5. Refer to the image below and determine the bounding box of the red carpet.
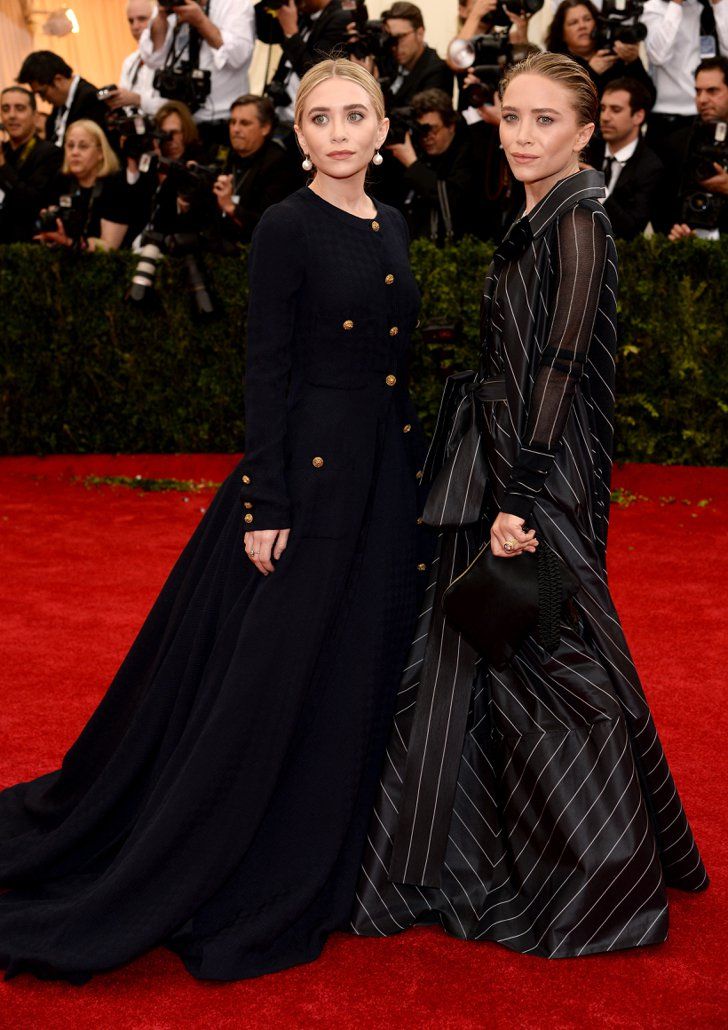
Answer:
[0,455,726,1029]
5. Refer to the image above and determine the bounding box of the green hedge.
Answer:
[1,237,726,463]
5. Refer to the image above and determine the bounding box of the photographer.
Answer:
[0,86,62,243]
[266,1,352,125]
[139,0,256,151]
[213,95,298,243]
[643,0,728,157]
[593,77,664,239]
[388,87,476,243]
[103,0,164,118]
[655,57,728,238]
[17,52,107,148]
[382,3,454,107]
[35,120,131,251]
[547,0,655,101]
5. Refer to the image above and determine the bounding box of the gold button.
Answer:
[417,563,427,572]
[371,220,380,231]
[417,517,424,525]
[389,326,399,336]
[385,374,397,387]
[343,319,354,330]
[403,423,411,433]
[385,273,394,285]
[244,502,253,509]
[416,470,423,480]
[241,474,251,484]
[244,513,253,524]
[312,456,324,468]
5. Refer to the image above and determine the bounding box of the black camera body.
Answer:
[387,106,431,146]
[159,157,224,198]
[35,195,85,239]
[680,119,728,229]
[105,110,170,161]
[96,83,118,102]
[453,33,530,108]
[593,0,647,50]
[490,0,543,28]
[153,62,211,113]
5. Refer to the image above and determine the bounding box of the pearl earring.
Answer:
[372,150,383,166]
[301,155,313,172]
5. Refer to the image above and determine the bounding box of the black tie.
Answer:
[603,156,615,190]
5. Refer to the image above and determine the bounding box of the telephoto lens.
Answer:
[129,239,164,302]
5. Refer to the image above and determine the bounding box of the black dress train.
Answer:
[351,171,708,957]
[0,188,429,982]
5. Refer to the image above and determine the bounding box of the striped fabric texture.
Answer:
[350,171,708,958]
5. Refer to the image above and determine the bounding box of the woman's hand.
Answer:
[490,512,538,558]
[612,40,641,64]
[33,216,73,248]
[588,49,619,75]
[244,528,290,575]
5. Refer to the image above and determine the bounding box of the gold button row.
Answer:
[385,273,394,285]
[389,326,399,336]
[312,456,324,468]
[343,319,354,330]
[244,513,253,524]
[371,220,380,232]
[417,563,427,572]
[241,474,251,484]
[385,374,397,387]
[403,423,411,433]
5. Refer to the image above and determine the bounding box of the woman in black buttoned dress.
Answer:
[0,61,428,984]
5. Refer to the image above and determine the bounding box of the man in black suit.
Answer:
[268,0,352,124]
[0,85,62,242]
[381,2,454,110]
[17,51,107,149]
[594,77,664,241]
[213,94,299,243]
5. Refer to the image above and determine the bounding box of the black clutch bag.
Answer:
[441,540,579,669]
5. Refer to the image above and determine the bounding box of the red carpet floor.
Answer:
[0,455,726,1030]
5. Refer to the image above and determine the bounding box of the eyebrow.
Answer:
[307,104,368,114]
[501,106,561,115]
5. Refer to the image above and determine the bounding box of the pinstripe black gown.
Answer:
[351,170,708,957]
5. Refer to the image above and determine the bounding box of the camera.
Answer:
[263,80,293,110]
[593,0,647,50]
[105,110,170,161]
[489,0,544,28]
[96,83,118,102]
[680,119,728,230]
[153,63,211,113]
[129,228,215,315]
[35,195,84,239]
[159,157,224,198]
[449,32,530,107]
[387,106,429,145]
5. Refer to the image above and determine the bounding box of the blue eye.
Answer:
[348,111,364,121]
[502,113,517,122]
[312,114,328,125]
[537,116,554,125]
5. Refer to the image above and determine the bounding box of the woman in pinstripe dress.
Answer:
[351,52,708,957]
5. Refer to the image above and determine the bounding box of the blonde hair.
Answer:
[62,119,120,177]
[294,58,386,126]
[499,51,598,127]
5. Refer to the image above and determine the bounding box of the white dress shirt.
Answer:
[53,73,80,147]
[602,136,640,196]
[120,50,165,117]
[139,0,256,123]
[643,0,728,115]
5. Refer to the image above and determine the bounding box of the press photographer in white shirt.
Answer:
[103,0,165,118]
[642,0,728,155]
[140,0,256,150]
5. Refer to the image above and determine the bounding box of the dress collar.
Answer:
[525,168,606,240]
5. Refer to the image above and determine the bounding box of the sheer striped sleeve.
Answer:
[502,205,608,521]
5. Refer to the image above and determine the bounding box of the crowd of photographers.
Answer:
[1,0,727,307]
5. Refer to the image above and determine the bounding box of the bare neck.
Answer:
[308,170,377,218]
[523,163,580,214]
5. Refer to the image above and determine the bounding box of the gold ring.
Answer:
[504,537,518,551]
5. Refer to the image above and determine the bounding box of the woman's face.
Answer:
[563,5,596,56]
[160,112,186,160]
[294,77,389,181]
[499,73,594,188]
[65,125,101,181]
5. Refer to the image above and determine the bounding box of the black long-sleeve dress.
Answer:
[351,170,708,957]
[0,186,429,983]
